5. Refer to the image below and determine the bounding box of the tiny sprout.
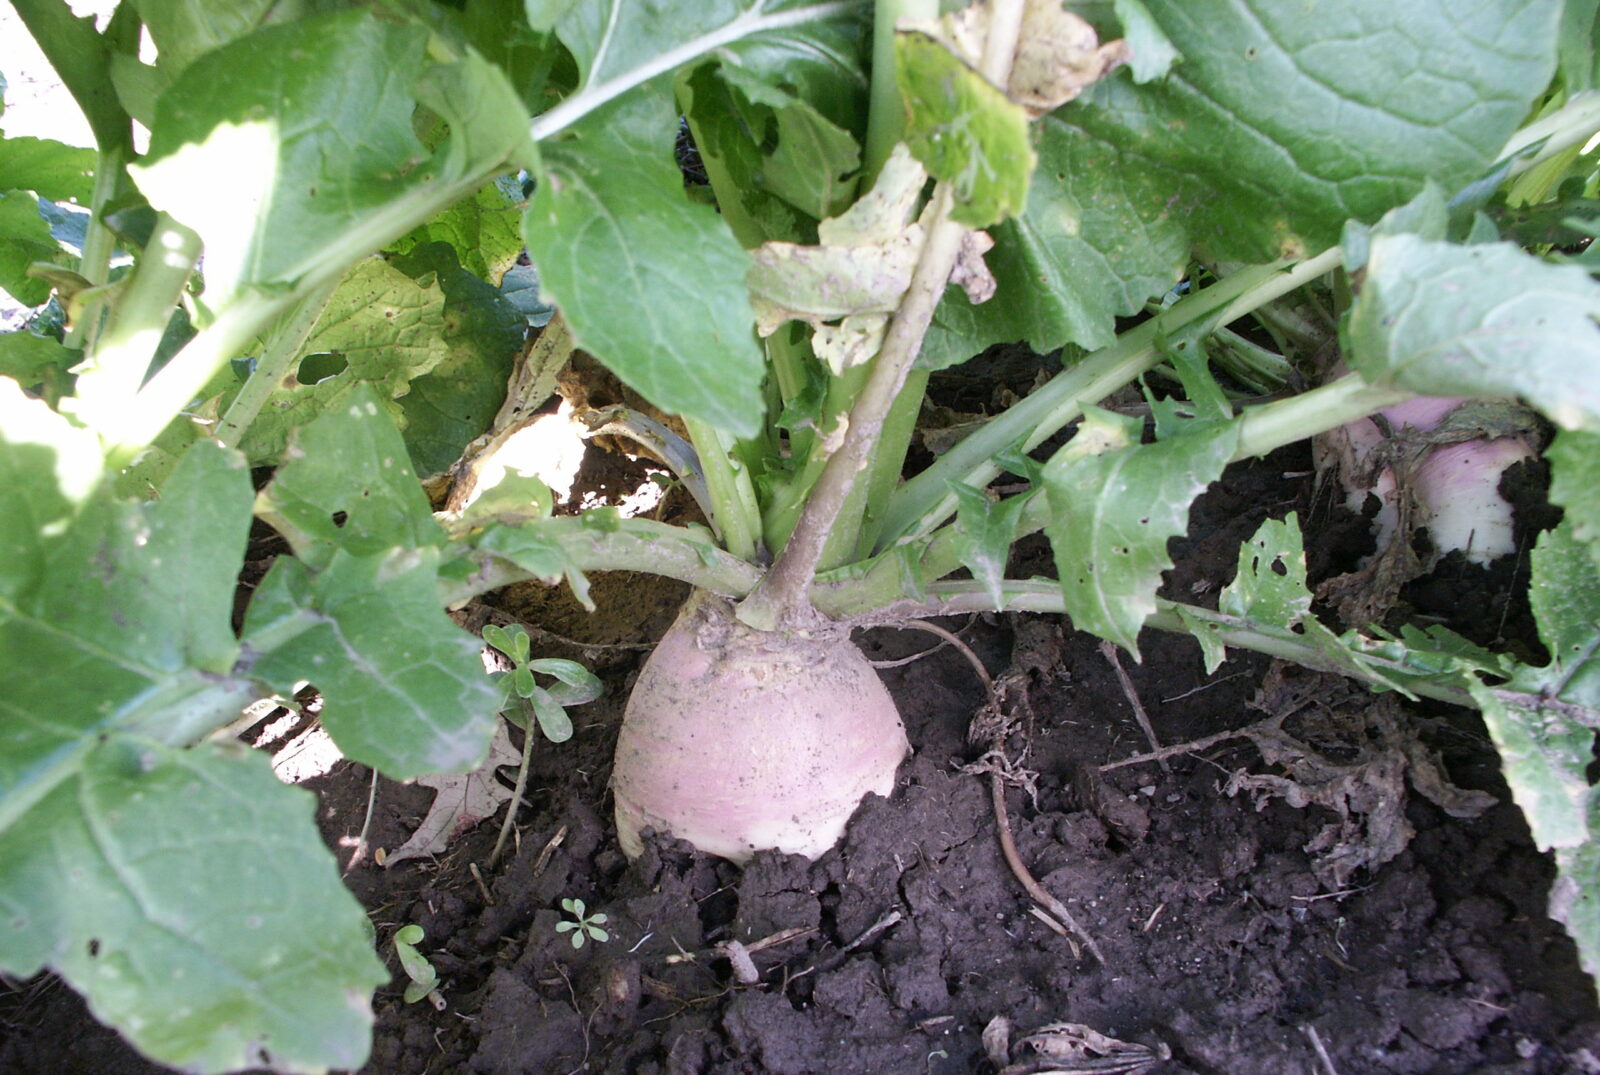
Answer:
[392,924,446,1009]
[555,897,610,949]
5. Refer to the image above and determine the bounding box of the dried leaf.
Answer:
[385,721,520,866]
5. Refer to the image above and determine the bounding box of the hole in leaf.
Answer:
[296,352,348,385]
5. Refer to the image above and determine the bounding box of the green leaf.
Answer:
[524,89,764,437]
[714,62,862,220]
[528,657,603,706]
[388,242,524,479]
[0,135,96,204]
[131,0,279,73]
[391,182,526,287]
[1044,409,1238,653]
[255,386,445,569]
[1111,0,1180,83]
[528,686,575,742]
[1552,797,1600,989]
[0,431,255,833]
[0,739,386,1074]
[1465,520,1600,852]
[921,114,1189,366]
[0,329,77,388]
[243,549,500,778]
[1549,430,1600,569]
[1070,0,1562,260]
[393,928,438,989]
[130,12,432,302]
[951,481,1032,611]
[1345,234,1600,433]
[895,29,1033,228]
[1219,514,1312,626]
[0,189,61,306]
[237,258,452,464]
[1526,520,1600,710]
[130,10,530,306]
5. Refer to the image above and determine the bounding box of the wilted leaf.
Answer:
[384,722,521,865]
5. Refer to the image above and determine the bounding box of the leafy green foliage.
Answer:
[0,739,386,1072]
[1345,234,1600,432]
[525,91,766,436]
[895,29,1033,227]
[1044,409,1237,653]
[2,0,1598,1066]
[1070,0,1561,260]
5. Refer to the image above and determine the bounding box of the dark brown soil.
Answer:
[3,448,1598,1075]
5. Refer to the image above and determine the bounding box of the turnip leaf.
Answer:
[1068,0,1561,260]
[1346,234,1600,433]
[0,740,386,1074]
[524,90,765,437]
[1549,430,1600,570]
[922,116,1190,366]
[1044,409,1237,653]
[895,29,1033,228]
[130,10,530,305]
[232,259,451,465]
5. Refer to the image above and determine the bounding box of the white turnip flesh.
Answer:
[612,591,910,862]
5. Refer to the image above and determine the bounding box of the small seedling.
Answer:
[392,925,445,1010]
[555,898,609,949]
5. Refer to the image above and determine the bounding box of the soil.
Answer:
[3,411,1598,1075]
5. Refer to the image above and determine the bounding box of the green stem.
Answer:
[72,213,202,444]
[215,276,340,449]
[842,578,1482,709]
[102,288,284,469]
[739,185,968,627]
[1495,90,1600,178]
[447,515,764,607]
[877,248,1343,548]
[822,361,1409,618]
[862,0,935,181]
[682,417,763,561]
[63,144,126,352]
[1232,373,1413,459]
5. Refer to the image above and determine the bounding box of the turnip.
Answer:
[1317,394,1540,568]
[8,0,1600,1068]
[611,592,908,861]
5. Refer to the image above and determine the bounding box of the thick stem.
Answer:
[72,213,202,444]
[862,0,936,181]
[63,144,126,352]
[102,288,283,469]
[215,276,340,449]
[447,515,764,607]
[878,248,1343,548]
[683,417,763,561]
[739,186,968,627]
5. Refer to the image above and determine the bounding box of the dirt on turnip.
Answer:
[3,398,1598,1074]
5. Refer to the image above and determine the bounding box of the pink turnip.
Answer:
[1316,394,1539,567]
[611,591,910,862]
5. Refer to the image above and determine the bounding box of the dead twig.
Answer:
[1098,713,1283,772]
[791,909,904,982]
[345,766,381,873]
[1099,639,1166,771]
[1300,1024,1341,1075]
[894,620,1106,965]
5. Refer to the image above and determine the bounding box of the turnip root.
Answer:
[1316,394,1539,568]
[612,591,909,862]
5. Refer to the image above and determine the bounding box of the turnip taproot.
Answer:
[611,591,909,862]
